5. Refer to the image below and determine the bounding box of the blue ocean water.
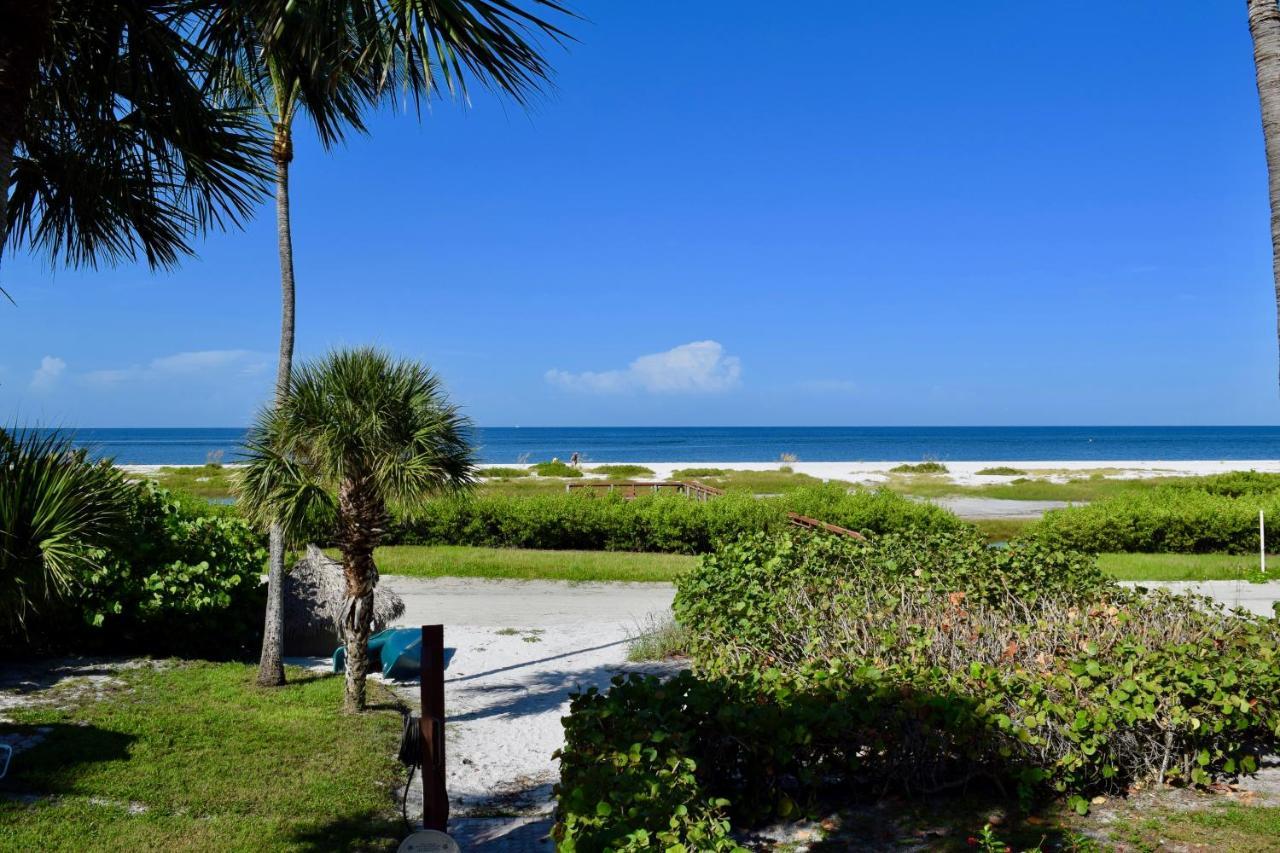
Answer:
[49,426,1280,465]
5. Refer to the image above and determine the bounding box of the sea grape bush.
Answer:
[386,485,965,554]
[1028,487,1280,554]
[555,532,1280,846]
[20,482,266,656]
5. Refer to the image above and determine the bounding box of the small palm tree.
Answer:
[239,348,476,711]
[0,428,131,638]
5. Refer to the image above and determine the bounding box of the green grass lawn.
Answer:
[357,544,696,582]
[0,662,403,851]
[356,545,1280,584]
[1096,552,1274,582]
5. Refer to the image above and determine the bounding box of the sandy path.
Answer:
[381,578,677,816]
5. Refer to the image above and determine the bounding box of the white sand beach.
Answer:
[125,458,1280,485]
[497,459,1280,486]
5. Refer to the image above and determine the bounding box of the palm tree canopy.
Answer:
[204,0,573,148]
[5,0,271,270]
[238,347,477,541]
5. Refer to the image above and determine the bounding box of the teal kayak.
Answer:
[333,627,452,680]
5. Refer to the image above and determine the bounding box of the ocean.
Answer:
[46,426,1280,465]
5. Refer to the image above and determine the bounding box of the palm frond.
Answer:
[5,0,272,270]
[236,347,477,544]
[0,428,132,635]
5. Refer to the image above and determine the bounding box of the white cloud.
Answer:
[29,356,66,391]
[546,340,742,394]
[83,349,269,388]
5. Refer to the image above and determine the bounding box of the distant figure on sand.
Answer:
[570,452,580,468]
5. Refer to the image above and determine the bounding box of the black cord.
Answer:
[398,711,422,830]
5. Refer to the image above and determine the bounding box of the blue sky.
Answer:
[3,1,1277,427]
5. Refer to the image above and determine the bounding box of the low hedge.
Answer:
[555,532,1280,849]
[13,482,266,658]
[384,485,966,554]
[1027,487,1280,554]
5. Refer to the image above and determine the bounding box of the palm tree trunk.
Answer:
[256,122,296,688]
[1248,0,1280,384]
[337,478,383,712]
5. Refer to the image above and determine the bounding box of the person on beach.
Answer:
[570,451,580,468]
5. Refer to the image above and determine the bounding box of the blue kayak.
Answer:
[333,627,452,680]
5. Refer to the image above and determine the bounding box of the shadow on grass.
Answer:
[285,809,401,852]
[0,723,136,796]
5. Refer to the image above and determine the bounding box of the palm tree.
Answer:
[203,0,569,688]
[1248,0,1280,380]
[0,428,132,639]
[239,348,476,711]
[0,1,268,281]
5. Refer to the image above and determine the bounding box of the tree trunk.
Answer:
[1248,0,1280,385]
[256,122,297,688]
[337,477,384,712]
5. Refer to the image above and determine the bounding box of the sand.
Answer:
[377,577,678,816]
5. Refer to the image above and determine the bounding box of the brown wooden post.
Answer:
[421,624,448,831]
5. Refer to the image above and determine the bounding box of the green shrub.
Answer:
[531,459,583,478]
[1027,488,1280,554]
[385,485,965,554]
[83,482,267,655]
[9,481,266,657]
[590,464,655,479]
[890,461,949,474]
[672,467,729,478]
[478,466,531,478]
[977,466,1027,476]
[557,533,1280,843]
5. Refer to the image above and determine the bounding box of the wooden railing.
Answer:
[786,512,865,540]
[565,480,725,501]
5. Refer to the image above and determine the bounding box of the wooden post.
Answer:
[421,625,447,831]
[1262,510,1268,575]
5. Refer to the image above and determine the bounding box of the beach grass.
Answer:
[120,463,238,499]
[671,468,848,495]
[589,464,656,479]
[1096,552,1274,582]
[0,662,402,851]
[358,544,697,582]
[883,473,1176,502]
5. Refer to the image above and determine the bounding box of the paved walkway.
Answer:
[1119,579,1280,617]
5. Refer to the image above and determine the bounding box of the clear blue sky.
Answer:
[3,1,1278,427]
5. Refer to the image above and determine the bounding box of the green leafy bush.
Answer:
[976,466,1026,476]
[890,461,949,474]
[590,464,656,479]
[531,459,583,477]
[10,481,266,657]
[385,486,966,554]
[84,482,267,655]
[557,533,1280,843]
[1027,488,1280,554]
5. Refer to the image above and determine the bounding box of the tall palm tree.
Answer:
[1248,0,1280,380]
[0,0,268,281]
[239,347,476,711]
[205,0,569,688]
